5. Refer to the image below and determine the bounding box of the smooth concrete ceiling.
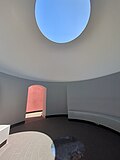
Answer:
[0,0,120,82]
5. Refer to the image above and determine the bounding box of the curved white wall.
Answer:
[67,72,120,132]
[0,0,120,81]
[0,72,67,125]
[0,0,120,132]
[0,71,120,132]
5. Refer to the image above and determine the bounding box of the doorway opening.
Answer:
[26,85,46,118]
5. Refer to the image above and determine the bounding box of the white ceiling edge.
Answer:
[0,0,120,82]
[0,68,120,83]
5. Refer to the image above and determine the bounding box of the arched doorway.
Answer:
[26,85,46,118]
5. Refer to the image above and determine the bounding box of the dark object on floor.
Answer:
[0,140,7,148]
[53,136,85,160]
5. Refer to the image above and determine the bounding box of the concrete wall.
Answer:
[45,82,67,115]
[0,72,120,132]
[67,72,120,132]
[0,72,67,125]
[0,72,29,125]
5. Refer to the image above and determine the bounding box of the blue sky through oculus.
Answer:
[35,0,91,43]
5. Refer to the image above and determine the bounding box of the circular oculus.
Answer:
[35,0,91,43]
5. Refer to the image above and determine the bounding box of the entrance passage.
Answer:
[26,85,46,118]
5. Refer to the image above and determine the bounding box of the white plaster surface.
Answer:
[0,125,10,145]
[0,0,120,81]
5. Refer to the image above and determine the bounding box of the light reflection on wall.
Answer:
[26,85,46,113]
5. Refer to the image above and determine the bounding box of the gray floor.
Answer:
[10,116,120,160]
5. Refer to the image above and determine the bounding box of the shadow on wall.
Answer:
[26,85,46,113]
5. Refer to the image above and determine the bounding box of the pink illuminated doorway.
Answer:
[26,85,46,118]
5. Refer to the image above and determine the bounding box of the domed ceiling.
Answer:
[0,0,120,82]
